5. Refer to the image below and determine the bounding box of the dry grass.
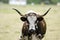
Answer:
[0,4,60,40]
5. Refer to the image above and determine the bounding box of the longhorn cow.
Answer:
[13,8,51,40]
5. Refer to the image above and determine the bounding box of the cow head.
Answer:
[13,8,51,31]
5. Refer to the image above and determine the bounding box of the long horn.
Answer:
[13,8,23,16]
[42,8,51,16]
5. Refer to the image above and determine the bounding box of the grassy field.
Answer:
[0,4,60,40]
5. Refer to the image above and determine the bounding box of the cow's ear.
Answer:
[37,16,43,21]
[20,17,27,21]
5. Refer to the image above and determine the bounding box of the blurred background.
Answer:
[0,0,60,40]
[0,0,60,5]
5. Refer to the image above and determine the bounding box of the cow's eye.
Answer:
[37,17,43,21]
[20,17,27,21]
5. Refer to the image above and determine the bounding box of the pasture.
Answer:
[0,4,60,40]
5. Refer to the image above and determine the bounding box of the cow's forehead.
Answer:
[28,13,36,16]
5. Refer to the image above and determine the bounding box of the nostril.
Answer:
[29,29,35,33]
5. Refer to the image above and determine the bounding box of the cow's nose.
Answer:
[29,29,35,33]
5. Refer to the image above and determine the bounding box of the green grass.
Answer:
[0,4,60,40]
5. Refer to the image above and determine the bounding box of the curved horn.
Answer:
[13,8,23,16]
[42,8,51,16]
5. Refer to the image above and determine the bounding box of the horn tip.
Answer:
[49,8,51,9]
[12,8,16,10]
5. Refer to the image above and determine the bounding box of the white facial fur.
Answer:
[27,15,37,30]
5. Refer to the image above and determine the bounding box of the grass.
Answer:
[0,4,60,40]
